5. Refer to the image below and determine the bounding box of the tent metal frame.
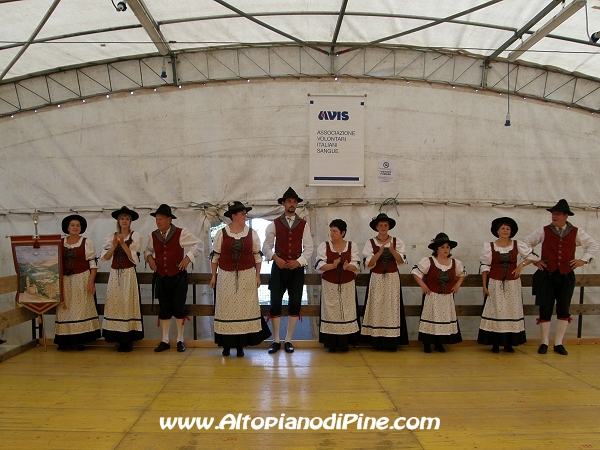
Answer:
[2,1,600,85]
[2,45,599,118]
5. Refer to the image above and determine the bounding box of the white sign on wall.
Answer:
[378,160,394,183]
[308,95,365,186]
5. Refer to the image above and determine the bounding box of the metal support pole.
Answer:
[193,283,197,341]
[170,54,178,86]
[40,314,47,352]
[577,286,584,338]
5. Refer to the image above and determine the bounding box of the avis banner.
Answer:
[308,95,365,186]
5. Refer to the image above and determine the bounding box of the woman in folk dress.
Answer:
[101,206,143,352]
[361,213,409,351]
[478,217,538,353]
[412,233,466,353]
[210,201,271,357]
[316,219,360,353]
[54,214,101,351]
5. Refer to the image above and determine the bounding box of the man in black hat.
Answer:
[262,187,313,354]
[144,204,203,353]
[523,199,598,356]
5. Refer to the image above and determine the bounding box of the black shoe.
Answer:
[328,347,337,353]
[340,347,349,353]
[236,347,244,357]
[538,344,548,354]
[492,345,500,353]
[553,345,568,356]
[76,344,85,351]
[177,341,185,352]
[122,342,133,353]
[504,345,515,353]
[424,344,431,353]
[222,348,230,356]
[284,342,295,353]
[57,345,68,351]
[268,342,281,354]
[154,341,170,353]
[435,344,446,353]
[117,343,126,352]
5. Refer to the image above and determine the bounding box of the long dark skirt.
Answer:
[478,278,527,347]
[418,294,462,345]
[318,282,360,351]
[103,329,144,344]
[54,329,101,348]
[319,331,359,351]
[360,272,409,349]
[212,273,272,350]
[214,316,272,349]
[477,329,526,346]
[102,268,144,344]
[418,330,463,345]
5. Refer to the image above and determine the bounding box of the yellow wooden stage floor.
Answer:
[1,340,599,450]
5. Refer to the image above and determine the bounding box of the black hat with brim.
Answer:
[224,201,253,218]
[111,206,139,221]
[62,214,87,234]
[546,198,574,216]
[369,213,396,231]
[491,217,518,238]
[277,187,303,204]
[428,232,458,250]
[150,204,177,219]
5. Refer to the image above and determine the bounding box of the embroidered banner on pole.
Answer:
[309,95,365,186]
[11,235,63,314]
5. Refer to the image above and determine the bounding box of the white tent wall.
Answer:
[1,78,599,346]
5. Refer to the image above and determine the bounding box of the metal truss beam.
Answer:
[3,9,599,71]
[336,0,503,55]
[212,0,329,55]
[126,0,170,56]
[330,0,348,56]
[2,45,600,118]
[508,0,586,61]
[0,0,61,81]
[485,0,562,64]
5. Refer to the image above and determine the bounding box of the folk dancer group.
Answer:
[55,203,203,353]
[54,195,596,357]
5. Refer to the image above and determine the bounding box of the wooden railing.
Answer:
[2,273,599,339]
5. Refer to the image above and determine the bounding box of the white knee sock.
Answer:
[555,319,569,346]
[161,319,171,344]
[176,319,184,343]
[285,316,298,342]
[272,317,280,343]
[539,321,551,345]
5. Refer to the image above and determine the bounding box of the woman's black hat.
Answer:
[61,214,87,234]
[224,201,252,218]
[491,217,518,238]
[369,213,396,231]
[428,232,458,250]
[111,206,139,221]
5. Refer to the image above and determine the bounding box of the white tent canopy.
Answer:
[3,0,600,82]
